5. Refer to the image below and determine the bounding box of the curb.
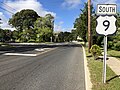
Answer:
[82,46,92,90]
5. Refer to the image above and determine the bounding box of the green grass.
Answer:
[108,50,120,58]
[0,42,3,45]
[85,47,120,90]
[118,58,120,60]
[45,42,54,44]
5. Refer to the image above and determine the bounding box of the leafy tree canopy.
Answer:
[74,3,94,44]
[9,9,39,31]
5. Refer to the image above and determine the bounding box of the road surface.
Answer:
[0,44,85,90]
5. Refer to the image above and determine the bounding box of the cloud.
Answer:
[59,21,64,25]
[0,12,7,23]
[54,24,72,32]
[6,0,56,17]
[54,21,72,32]
[92,0,118,5]
[54,21,64,32]
[62,0,81,9]
[0,0,56,30]
[0,12,15,30]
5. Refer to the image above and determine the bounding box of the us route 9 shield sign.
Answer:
[96,15,117,36]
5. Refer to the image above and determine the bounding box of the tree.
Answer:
[44,14,54,30]
[91,15,103,46]
[74,3,104,46]
[71,29,78,41]
[9,9,39,42]
[58,32,64,42]
[74,3,89,44]
[107,13,120,50]
[3,29,12,42]
[0,29,4,42]
[9,9,39,30]
[34,14,54,42]
[57,31,73,42]
[63,32,71,42]
[11,30,19,42]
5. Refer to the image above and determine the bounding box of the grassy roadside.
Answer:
[85,47,120,90]
[108,50,120,60]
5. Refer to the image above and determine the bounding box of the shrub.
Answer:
[108,41,114,49]
[28,39,35,43]
[90,44,102,60]
[114,42,120,51]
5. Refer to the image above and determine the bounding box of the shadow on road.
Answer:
[0,43,82,54]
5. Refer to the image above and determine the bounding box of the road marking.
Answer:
[3,53,37,57]
[3,48,58,57]
[35,48,44,51]
[36,47,58,56]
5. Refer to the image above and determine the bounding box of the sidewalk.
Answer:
[107,57,120,76]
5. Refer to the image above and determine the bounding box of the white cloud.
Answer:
[63,27,73,32]
[0,12,15,30]
[54,21,64,32]
[6,0,56,17]
[62,0,81,9]
[54,24,72,32]
[92,0,118,5]
[0,12,7,23]
[54,24,62,32]
[0,0,56,30]
[59,21,64,25]
[54,21,72,32]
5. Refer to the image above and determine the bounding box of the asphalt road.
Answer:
[0,44,85,90]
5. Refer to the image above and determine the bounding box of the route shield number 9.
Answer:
[96,16,116,36]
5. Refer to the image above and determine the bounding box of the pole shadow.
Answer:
[106,75,120,83]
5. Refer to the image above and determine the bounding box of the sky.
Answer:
[0,0,119,32]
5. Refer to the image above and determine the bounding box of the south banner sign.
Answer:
[97,4,117,15]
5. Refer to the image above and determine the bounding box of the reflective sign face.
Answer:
[96,16,116,36]
[97,4,117,15]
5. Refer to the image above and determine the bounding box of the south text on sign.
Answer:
[99,6,115,13]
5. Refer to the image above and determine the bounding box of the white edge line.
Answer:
[82,46,92,90]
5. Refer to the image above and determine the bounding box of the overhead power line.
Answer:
[0,6,14,14]
[0,2,16,11]
[0,1,16,14]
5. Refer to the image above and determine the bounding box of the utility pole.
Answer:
[88,0,92,52]
[0,18,2,26]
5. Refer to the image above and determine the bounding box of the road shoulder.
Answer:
[82,46,92,90]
